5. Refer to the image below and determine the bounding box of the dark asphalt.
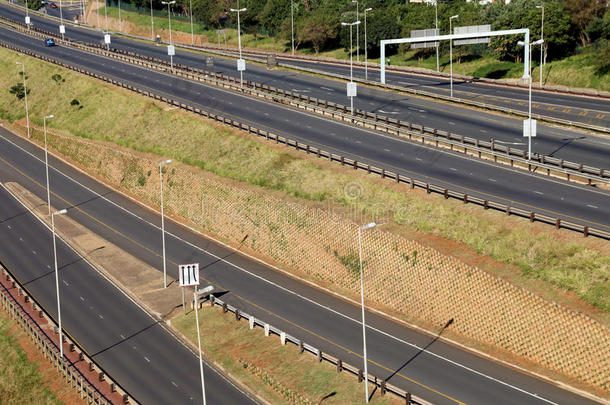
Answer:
[0,119,599,405]
[0,185,258,405]
[1,24,608,232]
[2,2,610,170]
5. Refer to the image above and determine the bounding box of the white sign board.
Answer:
[25,16,30,25]
[237,58,246,71]
[410,28,439,49]
[167,44,175,56]
[104,34,111,44]
[59,24,65,34]
[179,263,200,287]
[523,118,537,137]
[347,82,357,97]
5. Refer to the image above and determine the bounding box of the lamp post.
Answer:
[59,0,65,40]
[189,0,194,45]
[104,0,108,33]
[44,114,54,216]
[518,38,544,161]
[162,1,176,71]
[358,221,376,403]
[230,4,247,87]
[150,0,154,40]
[194,285,213,405]
[118,0,122,32]
[159,159,172,288]
[352,0,359,62]
[24,0,30,27]
[342,20,361,115]
[16,62,30,139]
[536,5,544,88]
[291,0,295,56]
[435,0,439,72]
[364,8,372,80]
[449,14,458,98]
[52,208,68,358]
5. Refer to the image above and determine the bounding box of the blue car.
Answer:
[44,38,55,47]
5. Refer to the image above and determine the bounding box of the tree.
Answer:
[564,0,606,46]
[360,12,401,58]
[26,0,44,11]
[9,83,29,100]
[298,10,338,55]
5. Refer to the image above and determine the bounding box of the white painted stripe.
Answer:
[586,204,598,209]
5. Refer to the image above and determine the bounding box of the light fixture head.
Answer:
[160,159,172,166]
[54,209,67,215]
[450,15,459,19]
[361,222,376,230]
[45,114,55,119]
[365,8,372,12]
[517,40,525,46]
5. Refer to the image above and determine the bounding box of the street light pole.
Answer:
[358,221,376,403]
[352,0,359,62]
[364,8,372,80]
[162,1,176,70]
[150,0,154,40]
[16,62,30,139]
[230,5,247,87]
[435,0,439,72]
[518,38,544,160]
[159,159,172,288]
[194,285,213,405]
[59,0,65,39]
[342,21,360,115]
[449,14,458,98]
[118,0,122,32]
[189,0,194,45]
[44,114,54,216]
[52,208,68,358]
[291,0,295,56]
[536,5,544,88]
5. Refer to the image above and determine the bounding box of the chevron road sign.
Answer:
[179,263,200,287]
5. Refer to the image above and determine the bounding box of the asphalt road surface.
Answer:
[0,184,258,405]
[2,24,608,233]
[2,2,610,170]
[0,121,599,405]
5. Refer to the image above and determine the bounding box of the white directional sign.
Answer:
[25,16,30,25]
[237,58,246,71]
[179,263,200,287]
[59,24,65,34]
[167,45,175,56]
[523,118,537,137]
[347,82,357,97]
[104,34,111,44]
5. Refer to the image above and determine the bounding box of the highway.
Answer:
[0,181,258,404]
[1,24,609,233]
[0,119,598,405]
[2,2,610,170]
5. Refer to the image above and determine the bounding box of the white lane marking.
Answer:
[587,204,598,209]
[415,157,423,161]
[80,296,85,301]
[480,129,488,133]
[264,112,269,116]
[171,380,178,387]
[495,140,525,146]
[63,280,69,286]
[449,122,456,125]
[384,148,391,152]
[98,314,104,319]
[534,191,544,195]
[32,250,37,255]
[0,133,578,405]
[7,225,11,229]
[378,110,400,115]
[292,89,310,93]
[19,237,23,242]
[488,178,497,182]
[355,140,362,144]
[47,265,51,269]
[450,168,457,171]
[144,356,150,362]
[320,86,335,92]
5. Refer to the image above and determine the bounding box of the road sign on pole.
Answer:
[167,44,175,56]
[179,263,200,287]
[523,118,537,137]
[237,59,246,71]
[347,82,357,97]
[104,34,111,44]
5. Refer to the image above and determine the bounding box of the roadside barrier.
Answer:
[2,16,608,187]
[1,39,608,240]
[198,294,424,405]
[0,259,134,405]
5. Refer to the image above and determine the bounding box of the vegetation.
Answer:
[1,48,608,316]
[0,313,64,404]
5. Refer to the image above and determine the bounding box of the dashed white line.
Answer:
[534,191,544,195]
[488,178,497,182]
[448,121,456,125]
[587,204,598,209]
[450,168,457,171]
[415,157,423,161]
[144,356,150,362]
[98,314,104,319]
[32,250,37,255]
[80,296,85,301]
[171,381,178,387]
[62,280,69,286]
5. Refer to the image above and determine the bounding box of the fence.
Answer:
[0,259,133,404]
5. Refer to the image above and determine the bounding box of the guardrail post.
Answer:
[426,183,430,194]
[381,380,387,395]
[484,200,489,209]
[555,218,561,230]
[222,302,228,313]
[583,226,589,237]
[444,189,448,199]
[210,295,215,307]
[529,212,535,222]
[99,372,105,382]
[249,315,255,329]
[264,324,270,337]
[358,369,363,383]
[405,392,412,404]
[122,394,129,404]
[317,350,323,362]
[336,359,343,372]
[280,332,286,345]
[299,340,304,354]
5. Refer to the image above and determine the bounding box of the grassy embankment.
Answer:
[0,310,68,404]
[172,305,401,404]
[100,6,610,90]
[1,48,608,317]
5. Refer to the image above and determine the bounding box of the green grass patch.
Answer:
[172,305,400,404]
[0,312,64,404]
[1,47,608,315]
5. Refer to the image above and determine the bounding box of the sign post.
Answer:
[179,263,200,313]
[194,284,213,405]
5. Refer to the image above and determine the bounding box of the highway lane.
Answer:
[0,120,598,405]
[0,186,258,405]
[2,2,610,169]
[2,24,608,231]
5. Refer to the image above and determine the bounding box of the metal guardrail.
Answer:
[202,294,426,405]
[0,259,133,405]
[1,39,609,240]
[4,16,606,188]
